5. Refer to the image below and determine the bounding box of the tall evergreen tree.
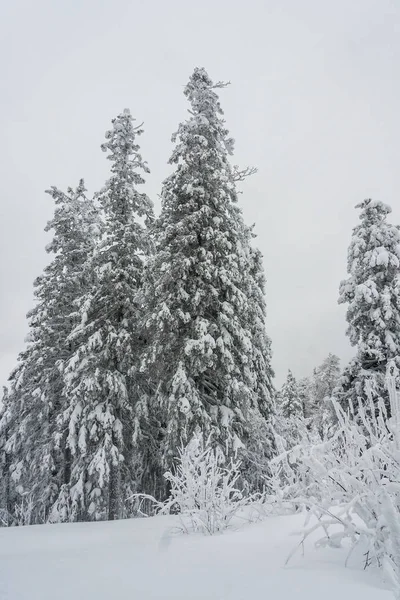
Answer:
[335,199,400,412]
[60,110,154,521]
[141,68,274,497]
[0,181,99,523]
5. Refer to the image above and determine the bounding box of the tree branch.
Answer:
[232,165,258,182]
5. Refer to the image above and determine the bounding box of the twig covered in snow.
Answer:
[272,371,400,598]
[132,432,264,535]
[232,165,258,182]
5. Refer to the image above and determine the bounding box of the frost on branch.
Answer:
[272,368,400,598]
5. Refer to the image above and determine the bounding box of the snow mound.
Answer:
[0,513,391,600]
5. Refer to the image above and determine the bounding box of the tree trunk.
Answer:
[108,461,121,520]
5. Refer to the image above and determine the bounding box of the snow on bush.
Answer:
[270,369,400,598]
[134,431,264,535]
[0,508,9,527]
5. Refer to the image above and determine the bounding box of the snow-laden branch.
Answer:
[130,431,264,535]
[270,370,400,599]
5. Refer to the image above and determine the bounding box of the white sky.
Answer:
[1,0,399,387]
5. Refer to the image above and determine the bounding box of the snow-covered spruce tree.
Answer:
[0,387,11,524]
[0,181,99,524]
[271,371,310,498]
[297,377,314,420]
[61,110,154,521]
[141,68,274,498]
[247,245,275,420]
[278,370,302,419]
[273,370,306,459]
[336,199,400,413]
[310,353,340,435]
[314,354,341,401]
[239,244,275,490]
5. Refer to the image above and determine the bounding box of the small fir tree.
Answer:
[273,371,309,464]
[314,354,340,403]
[279,370,302,419]
[298,376,315,420]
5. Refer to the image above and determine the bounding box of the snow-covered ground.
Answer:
[0,512,392,600]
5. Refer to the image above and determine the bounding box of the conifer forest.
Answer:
[1,4,400,597]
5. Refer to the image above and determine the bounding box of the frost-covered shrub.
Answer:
[0,509,9,527]
[13,494,37,526]
[269,407,321,513]
[134,431,262,535]
[271,371,400,598]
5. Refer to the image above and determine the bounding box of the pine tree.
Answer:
[60,110,154,521]
[336,199,400,412]
[0,181,99,523]
[141,68,274,497]
[279,370,302,419]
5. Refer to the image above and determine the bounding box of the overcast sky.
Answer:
[1,0,399,387]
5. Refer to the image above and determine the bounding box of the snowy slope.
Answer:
[0,513,392,600]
